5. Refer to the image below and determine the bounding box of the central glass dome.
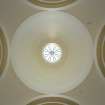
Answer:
[42,43,62,64]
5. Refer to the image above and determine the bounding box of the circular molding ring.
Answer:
[96,22,105,79]
[28,0,77,9]
[27,95,79,105]
[0,26,9,78]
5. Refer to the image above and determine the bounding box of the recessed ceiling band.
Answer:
[97,25,105,77]
[0,27,8,76]
[27,96,79,105]
[28,0,76,8]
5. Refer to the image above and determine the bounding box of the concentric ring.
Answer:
[0,27,8,76]
[27,96,79,105]
[28,0,76,8]
[96,25,105,77]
